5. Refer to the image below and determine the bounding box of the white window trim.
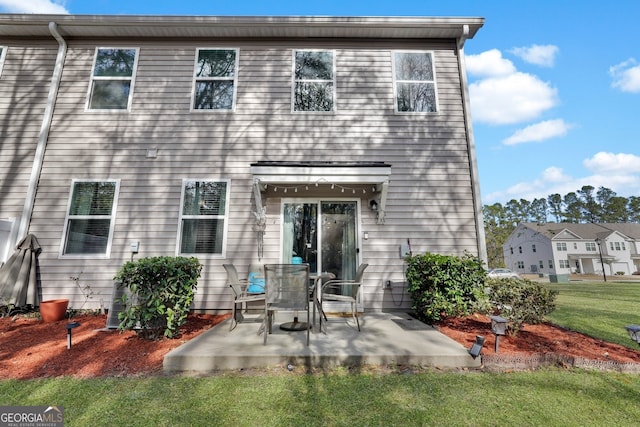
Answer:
[291,49,337,113]
[85,47,139,112]
[176,178,231,258]
[392,50,439,114]
[59,179,120,259]
[0,46,7,78]
[190,48,239,112]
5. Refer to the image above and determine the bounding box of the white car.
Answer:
[487,268,520,279]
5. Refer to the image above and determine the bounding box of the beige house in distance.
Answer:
[0,14,486,313]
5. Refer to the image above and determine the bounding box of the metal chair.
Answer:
[223,264,265,331]
[320,263,368,332]
[262,263,310,345]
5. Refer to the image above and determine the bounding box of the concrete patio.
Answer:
[163,311,482,373]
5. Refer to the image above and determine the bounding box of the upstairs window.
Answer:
[585,242,596,252]
[192,48,238,110]
[87,48,138,110]
[532,244,536,253]
[178,180,230,256]
[62,180,119,256]
[393,51,437,113]
[293,50,335,112]
[556,242,567,251]
[0,47,6,77]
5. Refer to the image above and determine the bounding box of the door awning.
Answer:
[251,161,391,224]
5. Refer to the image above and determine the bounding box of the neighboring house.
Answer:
[0,14,486,312]
[504,223,640,277]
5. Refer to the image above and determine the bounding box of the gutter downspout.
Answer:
[17,22,66,241]
[457,24,488,264]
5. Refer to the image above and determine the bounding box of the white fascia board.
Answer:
[251,165,391,184]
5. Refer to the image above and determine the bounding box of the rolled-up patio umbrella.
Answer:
[0,234,41,307]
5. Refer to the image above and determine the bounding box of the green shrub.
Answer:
[114,256,202,339]
[405,252,487,324]
[485,277,558,335]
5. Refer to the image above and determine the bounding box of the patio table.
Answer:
[279,272,335,332]
[311,272,335,332]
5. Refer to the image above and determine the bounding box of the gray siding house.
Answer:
[504,223,640,277]
[0,14,485,313]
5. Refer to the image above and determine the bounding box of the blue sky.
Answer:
[4,1,639,206]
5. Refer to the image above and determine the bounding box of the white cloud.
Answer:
[483,161,640,205]
[484,166,574,203]
[0,0,68,14]
[469,72,558,125]
[509,44,559,67]
[610,58,640,93]
[466,49,516,77]
[467,49,559,125]
[583,152,640,174]
[502,119,573,145]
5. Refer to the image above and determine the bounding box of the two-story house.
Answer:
[504,223,640,278]
[0,14,486,313]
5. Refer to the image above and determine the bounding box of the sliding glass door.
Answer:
[282,200,358,281]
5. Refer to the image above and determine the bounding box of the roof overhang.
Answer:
[0,14,484,41]
[251,161,391,224]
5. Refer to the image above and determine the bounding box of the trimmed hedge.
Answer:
[485,277,558,335]
[114,256,202,339]
[405,252,487,324]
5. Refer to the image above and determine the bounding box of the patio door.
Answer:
[282,201,358,281]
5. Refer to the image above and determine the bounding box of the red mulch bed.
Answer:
[0,312,228,379]
[1,312,639,379]
[437,314,640,368]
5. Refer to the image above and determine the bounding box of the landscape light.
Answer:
[490,315,508,353]
[624,325,640,346]
[66,322,80,349]
[468,335,485,358]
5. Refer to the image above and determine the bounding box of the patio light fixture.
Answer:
[624,325,640,346]
[490,315,508,353]
[369,199,378,211]
[468,335,485,358]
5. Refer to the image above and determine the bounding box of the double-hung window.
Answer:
[178,180,230,256]
[293,50,335,112]
[61,180,119,256]
[192,48,238,110]
[0,47,6,78]
[393,51,438,113]
[556,242,567,251]
[87,48,138,110]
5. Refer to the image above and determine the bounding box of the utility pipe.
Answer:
[17,22,67,241]
[457,24,488,264]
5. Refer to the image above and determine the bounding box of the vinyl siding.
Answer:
[0,41,57,224]
[16,36,480,311]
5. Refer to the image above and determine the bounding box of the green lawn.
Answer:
[545,280,640,348]
[1,371,640,426]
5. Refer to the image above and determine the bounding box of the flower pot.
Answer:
[39,299,69,322]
